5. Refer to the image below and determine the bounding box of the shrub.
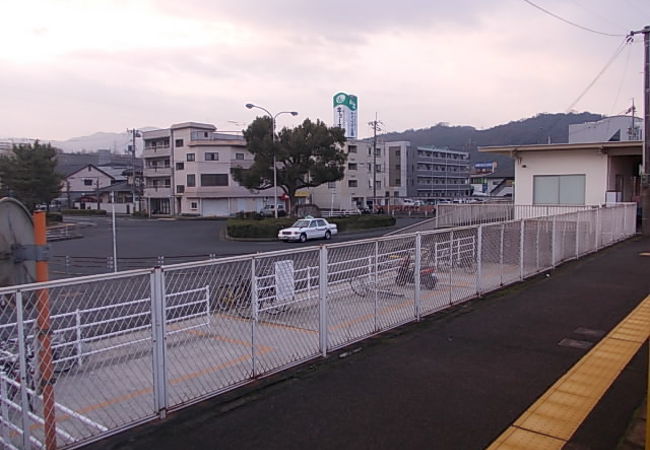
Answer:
[61,208,107,216]
[46,212,63,224]
[330,214,396,232]
[227,218,294,239]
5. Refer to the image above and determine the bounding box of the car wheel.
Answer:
[299,233,307,243]
[324,231,331,240]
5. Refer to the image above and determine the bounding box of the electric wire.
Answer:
[609,43,633,116]
[521,0,626,37]
[567,0,629,35]
[566,36,633,113]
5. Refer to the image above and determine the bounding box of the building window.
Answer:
[205,152,219,161]
[186,153,195,162]
[375,180,382,189]
[83,179,93,186]
[176,162,184,170]
[175,139,184,147]
[187,174,196,187]
[176,185,185,193]
[327,181,336,189]
[191,202,198,209]
[348,145,357,153]
[200,174,228,186]
[235,153,245,160]
[375,148,381,157]
[533,175,586,205]
[348,163,357,170]
[348,180,358,188]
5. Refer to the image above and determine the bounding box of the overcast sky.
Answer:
[0,0,648,141]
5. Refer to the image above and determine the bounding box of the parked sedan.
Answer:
[278,218,338,243]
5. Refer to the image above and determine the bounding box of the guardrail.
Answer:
[0,202,637,449]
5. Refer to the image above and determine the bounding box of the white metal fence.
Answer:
[0,203,637,449]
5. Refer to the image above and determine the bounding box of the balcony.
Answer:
[143,145,171,158]
[144,166,172,177]
[143,186,172,198]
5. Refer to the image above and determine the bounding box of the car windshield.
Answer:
[292,220,310,228]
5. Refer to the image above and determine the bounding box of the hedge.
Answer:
[227,218,295,239]
[227,214,396,239]
[61,209,108,216]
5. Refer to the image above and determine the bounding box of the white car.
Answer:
[278,218,338,243]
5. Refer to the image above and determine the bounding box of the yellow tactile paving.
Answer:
[486,427,564,450]
[489,294,650,449]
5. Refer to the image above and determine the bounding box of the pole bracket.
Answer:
[11,244,50,263]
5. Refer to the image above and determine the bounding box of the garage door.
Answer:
[201,199,230,216]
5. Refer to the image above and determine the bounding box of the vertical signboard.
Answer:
[333,92,358,139]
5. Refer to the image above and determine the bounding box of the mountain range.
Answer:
[381,112,604,173]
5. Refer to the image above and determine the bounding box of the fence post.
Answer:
[476,225,483,295]
[535,220,541,271]
[519,220,525,280]
[575,213,580,258]
[373,242,379,332]
[318,246,328,357]
[0,370,9,447]
[205,286,211,326]
[449,230,454,305]
[499,224,504,285]
[414,233,421,320]
[14,290,31,449]
[75,309,83,367]
[595,207,601,250]
[551,216,557,268]
[150,267,168,418]
[250,257,258,376]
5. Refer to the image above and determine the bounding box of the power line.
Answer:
[521,0,626,37]
[609,43,633,115]
[566,36,633,112]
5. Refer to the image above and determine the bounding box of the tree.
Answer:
[0,141,63,211]
[233,118,347,213]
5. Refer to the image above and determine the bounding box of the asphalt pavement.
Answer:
[50,216,426,259]
[85,235,650,450]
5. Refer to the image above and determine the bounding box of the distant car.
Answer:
[402,199,415,206]
[278,217,338,243]
[260,204,287,217]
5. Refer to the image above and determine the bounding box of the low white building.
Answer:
[479,141,642,205]
[568,115,643,143]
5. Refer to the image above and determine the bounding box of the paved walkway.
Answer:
[87,235,650,450]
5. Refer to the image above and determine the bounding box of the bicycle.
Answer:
[0,340,36,412]
[349,272,405,298]
[215,271,290,318]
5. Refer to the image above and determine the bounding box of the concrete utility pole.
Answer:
[369,114,383,210]
[128,128,140,214]
[630,26,650,235]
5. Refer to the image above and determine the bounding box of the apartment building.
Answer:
[308,139,408,210]
[142,122,275,216]
[407,146,471,199]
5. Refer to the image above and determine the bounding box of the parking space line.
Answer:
[487,294,650,449]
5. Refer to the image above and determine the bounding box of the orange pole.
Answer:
[33,211,57,450]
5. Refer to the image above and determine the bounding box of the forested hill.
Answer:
[381,112,603,172]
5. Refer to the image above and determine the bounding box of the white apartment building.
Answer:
[308,139,408,210]
[142,122,275,216]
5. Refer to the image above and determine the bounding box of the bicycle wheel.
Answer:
[349,275,370,297]
[216,285,245,313]
[461,257,477,274]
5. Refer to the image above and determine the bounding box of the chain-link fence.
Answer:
[0,203,637,449]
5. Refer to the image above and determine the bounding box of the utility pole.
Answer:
[368,114,383,210]
[631,26,650,235]
[128,128,140,214]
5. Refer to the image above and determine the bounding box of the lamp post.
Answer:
[245,103,299,218]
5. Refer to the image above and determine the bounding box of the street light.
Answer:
[245,103,299,218]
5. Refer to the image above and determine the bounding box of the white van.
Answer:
[261,204,287,217]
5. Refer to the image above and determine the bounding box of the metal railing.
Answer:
[0,203,637,449]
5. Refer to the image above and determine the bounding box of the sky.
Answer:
[0,0,648,141]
